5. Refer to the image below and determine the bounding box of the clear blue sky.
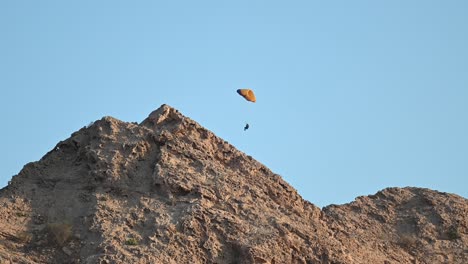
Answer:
[1,1,467,207]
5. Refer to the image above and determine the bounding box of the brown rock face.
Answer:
[0,104,466,264]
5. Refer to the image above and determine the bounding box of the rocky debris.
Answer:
[0,104,466,263]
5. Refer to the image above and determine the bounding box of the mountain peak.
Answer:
[0,105,466,263]
[141,104,183,127]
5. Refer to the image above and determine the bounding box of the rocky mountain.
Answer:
[0,104,466,264]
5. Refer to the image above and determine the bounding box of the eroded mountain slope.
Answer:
[0,105,466,264]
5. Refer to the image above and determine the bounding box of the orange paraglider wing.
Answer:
[237,89,256,102]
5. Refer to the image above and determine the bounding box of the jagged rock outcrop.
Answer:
[0,104,466,263]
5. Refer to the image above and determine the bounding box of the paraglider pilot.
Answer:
[237,89,256,131]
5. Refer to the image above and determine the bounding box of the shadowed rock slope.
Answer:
[0,105,466,264]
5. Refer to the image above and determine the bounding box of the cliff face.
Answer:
[0,105,466,264]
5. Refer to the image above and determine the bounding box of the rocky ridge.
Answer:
[0,104,466,263]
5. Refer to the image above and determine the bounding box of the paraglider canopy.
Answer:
[237,89,256,103]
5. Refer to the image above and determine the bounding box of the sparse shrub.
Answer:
[446,227,460,240]
[15,231,32,243]
[397,234,417,250]
[47,222,72,246]
[125,238,139,246]
[15,211,28,217]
